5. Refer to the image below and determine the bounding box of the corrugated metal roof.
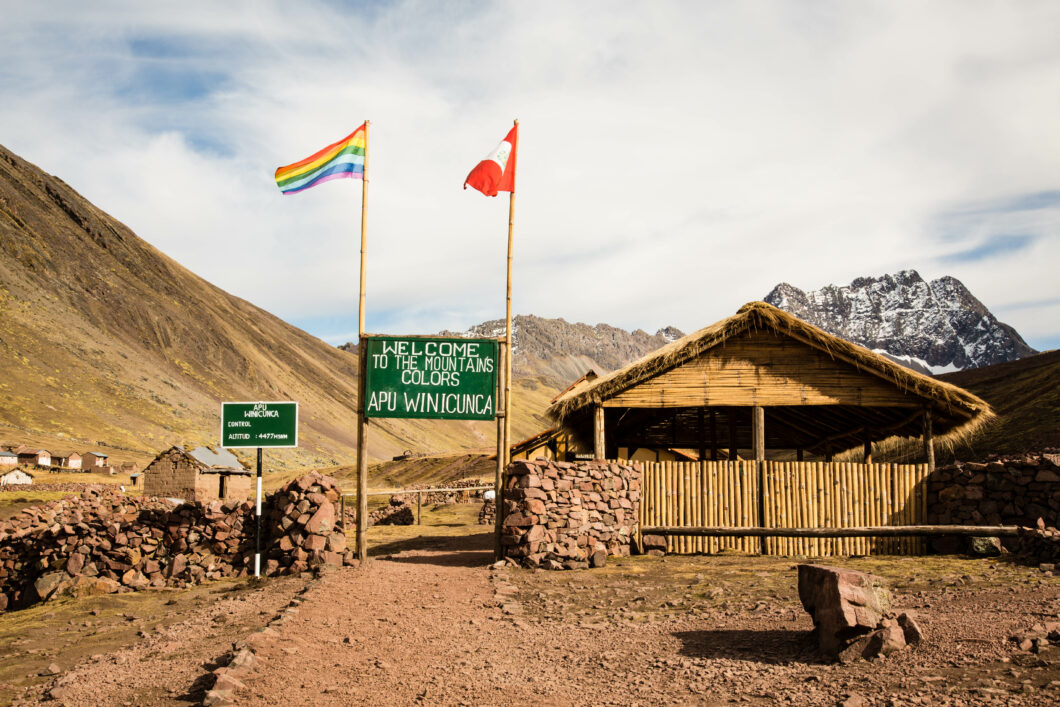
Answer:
[0,451,17,458]
[179,445,246,470]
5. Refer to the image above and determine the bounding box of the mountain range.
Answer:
[764,271,1036,373]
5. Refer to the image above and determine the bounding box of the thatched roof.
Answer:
[549,301,992,446]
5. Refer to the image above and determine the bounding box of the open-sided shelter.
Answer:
[548,302,992,465]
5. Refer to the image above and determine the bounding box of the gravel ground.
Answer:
[16,530,1060,706]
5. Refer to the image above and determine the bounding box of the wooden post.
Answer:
[356,341,369,564]
[753,406,765,554]
[863,433,873,464]
[355,120,371,566]
[752,406,765,462]
[728,408,738,461]
[502,119,518,478]
[416,491,422,525]
[494,339,507,560]
[710,408,719,461]
[593,405,606,460]
[697,408,706,461]
[923,409,935,473]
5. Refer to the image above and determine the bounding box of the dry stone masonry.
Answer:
[927,451,1060,553]
[263,473,355,575]
[0,486,253,611]
[0,474,354,612]
[501,459,640,570]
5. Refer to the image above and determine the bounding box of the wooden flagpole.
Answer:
[356,119,370,564]
[504,119,518,468]
[495,118,518,560]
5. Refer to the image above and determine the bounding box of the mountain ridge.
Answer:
[764,270,1036,372]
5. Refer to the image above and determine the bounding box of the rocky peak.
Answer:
[764,271,1036,372]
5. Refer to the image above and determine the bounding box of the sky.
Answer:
[1,1,1058,351]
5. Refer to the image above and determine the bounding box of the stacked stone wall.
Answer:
[927,452,1060,530]
[501,459,640,570]
[0,474,351,613]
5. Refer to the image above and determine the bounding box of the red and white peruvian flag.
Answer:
[463,125,518,197]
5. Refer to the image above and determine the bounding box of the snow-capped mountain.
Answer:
[764,270,1036,372]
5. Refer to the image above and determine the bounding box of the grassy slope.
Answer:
[0,146,558,470]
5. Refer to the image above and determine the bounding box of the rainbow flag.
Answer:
[275,123,366,195]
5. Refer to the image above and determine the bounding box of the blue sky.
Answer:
[1,1,1058,351]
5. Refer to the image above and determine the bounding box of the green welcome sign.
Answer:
[364,336,497,420]
[221,401,299,448]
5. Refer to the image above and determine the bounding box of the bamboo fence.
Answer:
[637,460,930,556]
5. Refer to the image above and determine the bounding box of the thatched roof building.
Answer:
[548,301,992,464]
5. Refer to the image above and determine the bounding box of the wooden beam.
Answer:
[594,405,606,460]
[923,409,935,472]
[642,525,1021,538]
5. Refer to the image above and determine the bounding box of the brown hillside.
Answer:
[936,349,1060,457]
[0,145,553,467]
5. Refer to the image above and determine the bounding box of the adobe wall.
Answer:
[501,459,640,570]
[193,472,252,504]
[143,450,200,500]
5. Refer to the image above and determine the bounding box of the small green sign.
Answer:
[364,336,497,420]
[222,401,299,448]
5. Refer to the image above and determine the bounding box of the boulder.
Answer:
[798,564,891,657]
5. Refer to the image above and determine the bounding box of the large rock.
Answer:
[798,564,891,657]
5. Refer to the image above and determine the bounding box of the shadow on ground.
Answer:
[370,531,495,568]
[674,629,822,665]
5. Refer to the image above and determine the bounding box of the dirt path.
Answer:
[18,528,1060,706]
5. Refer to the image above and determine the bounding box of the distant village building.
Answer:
[129,472,142,488]
[120,461,140,474]
[0,451,17,467]
[53,452,82,470]
[0,469,34,486]
[17,449,51,467]
[82,452,109,469]
[142,446,251,503]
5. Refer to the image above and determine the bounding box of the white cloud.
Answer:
[1,0,1058,349]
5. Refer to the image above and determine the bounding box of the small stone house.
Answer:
[143,446,251,503]
[17,449,50,467]
[82,452,109,469]
[0,451,17,467]
[120,461,140,474]
[0,469,34,486]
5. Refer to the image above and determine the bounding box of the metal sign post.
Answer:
[255,447,262,576]
[221,401,299,577]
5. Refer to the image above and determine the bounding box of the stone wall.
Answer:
[927,452,1060,532]
[0,474,352,613]
[501,459,640,570]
